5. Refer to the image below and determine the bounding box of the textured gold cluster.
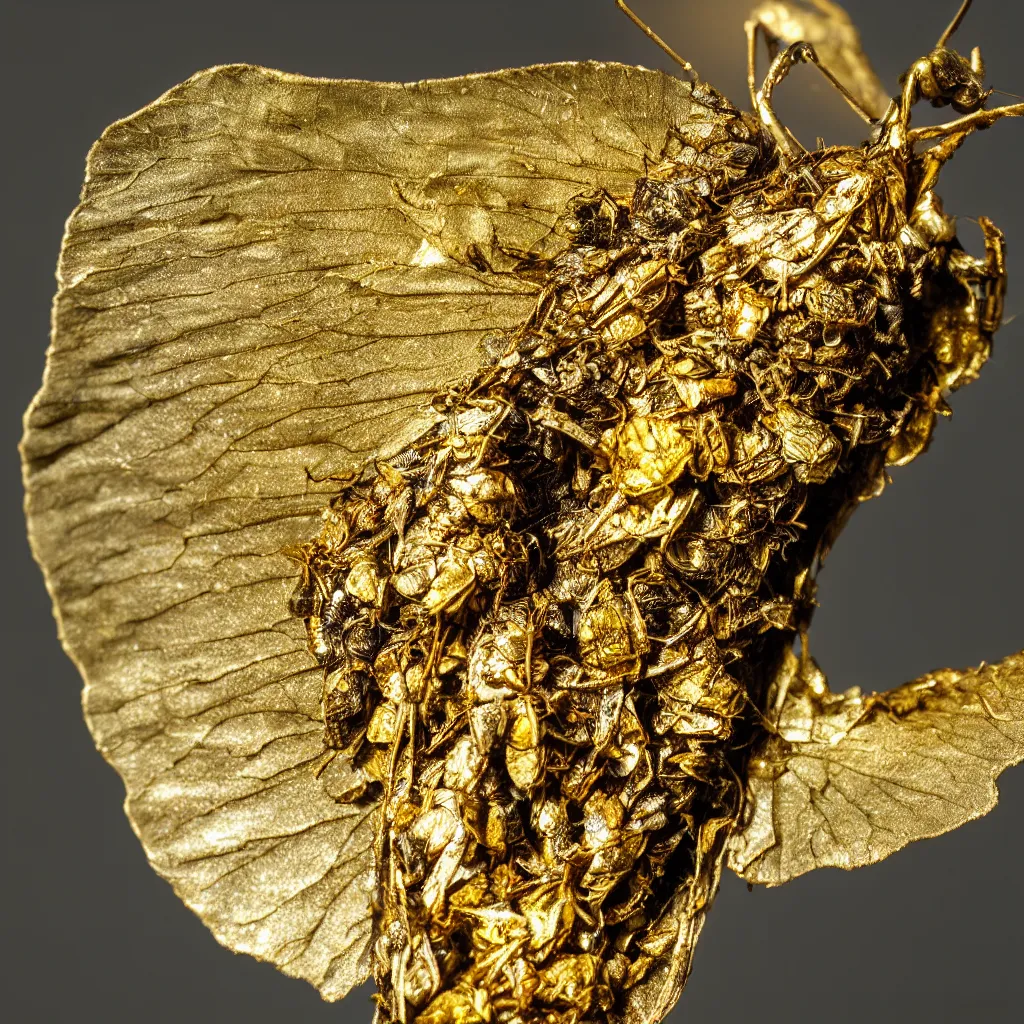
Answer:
[19,0,1024,1019]
[293,55,1006,1024]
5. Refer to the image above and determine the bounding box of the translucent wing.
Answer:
[22,60,700,999]
[728,648,1024,885]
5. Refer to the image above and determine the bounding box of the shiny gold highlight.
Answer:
[21,3,1023,1022]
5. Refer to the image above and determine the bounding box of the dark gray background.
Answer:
[3,1,1022,1021]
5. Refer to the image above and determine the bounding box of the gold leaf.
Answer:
[729,648,1024,886]
[21,60,703,999]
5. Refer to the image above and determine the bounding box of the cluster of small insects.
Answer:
[291,6,1014,1022]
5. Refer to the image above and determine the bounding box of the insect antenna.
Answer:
[937,0,974,48]
[615,0,696,79]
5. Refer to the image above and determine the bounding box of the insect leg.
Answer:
[756,41,877,163]
[914,130,970,198]
[977,216,1007,336]
[744,16,778,113]
[754,42,816,161]
[800,46,878,123]
[908,101,1024,143]
[745,2,886,122]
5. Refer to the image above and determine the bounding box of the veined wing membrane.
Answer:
[21,60,699,999]
[729,649,1024,886]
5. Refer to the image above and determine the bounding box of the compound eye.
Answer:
[952,82,986,114]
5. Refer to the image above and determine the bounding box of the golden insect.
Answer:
[21,1,1023,1022]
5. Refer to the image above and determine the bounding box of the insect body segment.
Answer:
[291,6,1018,1023]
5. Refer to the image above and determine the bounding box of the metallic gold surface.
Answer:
[746,1,892,118]
[20,2,1024,1022]
[21,60,701,1004]
[729,649,1024,883]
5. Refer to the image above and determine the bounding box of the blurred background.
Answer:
[3,1,1022,1021]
